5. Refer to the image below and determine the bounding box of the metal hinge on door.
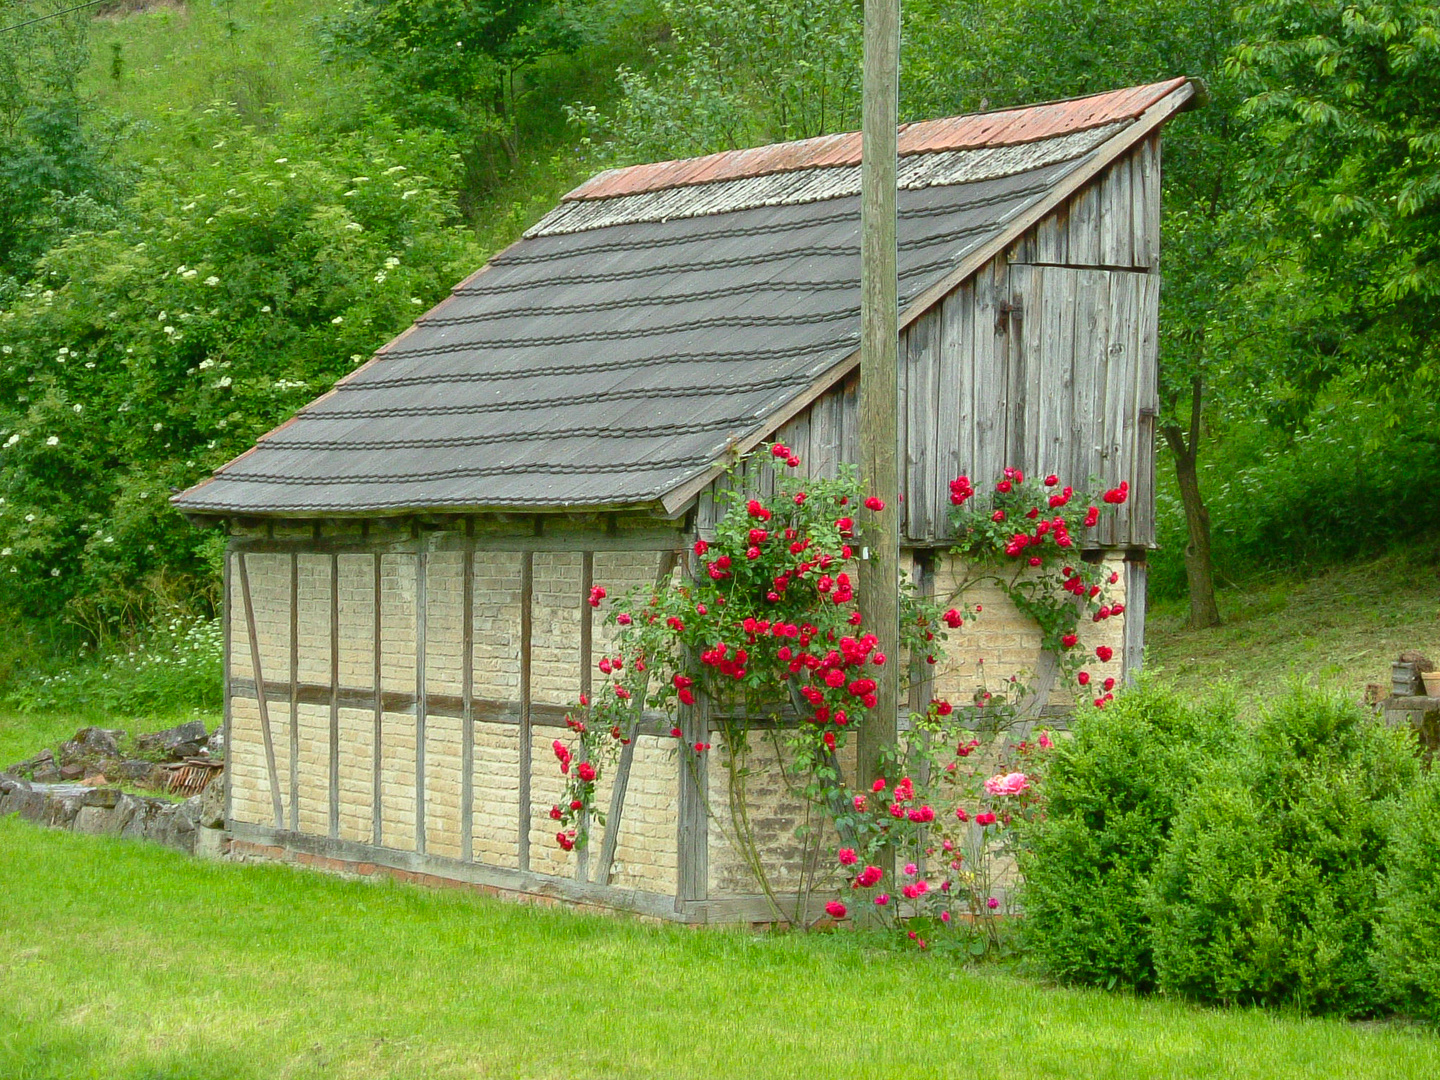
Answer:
[997,299,1023,334]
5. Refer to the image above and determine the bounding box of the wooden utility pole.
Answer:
[856,0,900,789]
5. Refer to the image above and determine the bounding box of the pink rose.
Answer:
[983,772,1030,796]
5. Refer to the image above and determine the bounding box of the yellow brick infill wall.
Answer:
[928,550,1128,710]
[226,528,682,900]
[226,524,1130,912]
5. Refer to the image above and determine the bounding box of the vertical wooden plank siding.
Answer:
[1123,560,1148,683]
[1101,274,1137,547]
[288,552,299,833]
[932,286,968,542]
[972,259,1005,489]
[518,551,534,872]
[576,550,594,881]
[414,547,428,855]
[1136,273,1161,543]
[222,544,234,826]
[1003,261,1029,471]
[903,312,938,541]
[1132,139,1154,268]
[371,552,383,848]
[461,531,475,863]
[236,553,284,829]
[1068,183,1100,265]
[1144,137,1162,269]
[329,551,340,839]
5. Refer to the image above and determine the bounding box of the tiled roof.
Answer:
[172,79,1193,518]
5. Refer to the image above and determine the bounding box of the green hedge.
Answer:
[1019,682,1433,1020]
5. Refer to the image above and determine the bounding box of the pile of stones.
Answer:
[6,720,222,790]
[1,721,227,856]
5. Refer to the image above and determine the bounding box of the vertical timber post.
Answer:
[518,550,534,872]
[222,539,234,828]
[576,551,594,881]
[329,551,340,839]
[461,523,475,862]
[857,0,902,794]
[237,552,284,829]
[415,543,428,855]
[288,552,299,833]
[372,553,383,848]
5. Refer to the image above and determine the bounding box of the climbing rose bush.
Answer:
[948,467,1127,706]
[550,444,950,857]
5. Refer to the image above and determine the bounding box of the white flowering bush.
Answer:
[0,111,482,633]
[3,614,224,714]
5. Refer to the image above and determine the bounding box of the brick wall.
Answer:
[226,528,682,899]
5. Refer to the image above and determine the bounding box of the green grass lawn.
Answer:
[1,819,1436,1080]
[1146,541,1440,704]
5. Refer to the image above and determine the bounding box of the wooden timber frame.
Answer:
[224,517,835,924]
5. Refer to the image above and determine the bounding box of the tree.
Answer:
[593,0,862,160]
[320,0,589,212]
[0,1,126,286]
[1230,0,1440,394]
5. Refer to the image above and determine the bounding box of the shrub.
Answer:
[1,614,223,716]
[1149,687,1421,1015]
[1374,770,1440,1024]
[1016,680,1240,990]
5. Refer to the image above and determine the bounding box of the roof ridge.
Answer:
[566,78,1188,203]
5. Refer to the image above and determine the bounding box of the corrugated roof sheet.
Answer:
[566,79,1186,201]
[173,80,1191,518]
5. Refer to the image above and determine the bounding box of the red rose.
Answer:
[1061,634,1078,649]
[1077,671,1091,686]
[693,539,708,556]
[678,688,695,706]
[577,762,595,783]
[746,546,760,560]
[1044,474,1059,487]
[991,509,1006,523]
[996,479,1012,493]
[864,495,885,511]
[549,804,562,820]
[587,585,606,607]
[670,726,683,738]
[825,900,847,919]
[794,492,807,505]
[771,443,790,458]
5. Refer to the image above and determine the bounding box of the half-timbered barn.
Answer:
[173,78,1198,921]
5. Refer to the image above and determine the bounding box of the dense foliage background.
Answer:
[1,0,1437,683]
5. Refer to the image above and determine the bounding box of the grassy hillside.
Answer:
[86,0,339,137]
[1146,538,1440,705]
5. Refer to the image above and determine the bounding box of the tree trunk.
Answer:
[1162,376,1221,629]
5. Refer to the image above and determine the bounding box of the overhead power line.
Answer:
[1,0,113,35]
